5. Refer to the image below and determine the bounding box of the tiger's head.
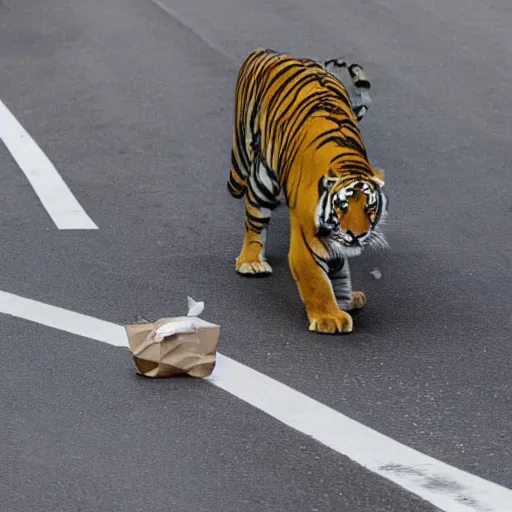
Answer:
[315,170,388,258]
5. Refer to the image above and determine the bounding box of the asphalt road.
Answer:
[1,0,511,510]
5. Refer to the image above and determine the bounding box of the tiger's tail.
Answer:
[322,58,372,122]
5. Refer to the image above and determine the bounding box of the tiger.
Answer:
[227,48,388,334]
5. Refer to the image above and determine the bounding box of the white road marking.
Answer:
[1,289,511,512]
[0,99,98,230]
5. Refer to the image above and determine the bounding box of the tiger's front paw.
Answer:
[337,291,366,312]
[308,309,353,334]
[350,291,366,310]
[236,257,273,276]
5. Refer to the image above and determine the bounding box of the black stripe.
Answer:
[323,84,352,108]
[300,228,330,271]
[227,181,245,198]
[227,175,245,193]
[231,150,247,180]
[308,128,340,148]
[246,210,270,225]
[246,188,279,210]
[246,218,263,233]
[316,135,345,150]
[251,163,279,204]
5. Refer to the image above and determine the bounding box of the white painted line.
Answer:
[1,289,511,512]
[0,99,98,230]
[0,291,125,346]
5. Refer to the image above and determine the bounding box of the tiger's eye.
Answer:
[333,195,348,213]
[339,201,348,213]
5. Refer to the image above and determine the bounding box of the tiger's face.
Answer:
[315,173,388,258]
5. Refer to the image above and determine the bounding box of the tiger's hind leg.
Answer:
[227,147,249,199]
[329,257,366,311]
[236,199,273,275]
[235,157,280,276]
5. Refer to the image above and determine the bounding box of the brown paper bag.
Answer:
[125,298,220,378]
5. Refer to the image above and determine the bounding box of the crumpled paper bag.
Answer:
[125,297,220,378]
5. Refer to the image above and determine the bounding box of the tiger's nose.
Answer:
[346,230,366,245]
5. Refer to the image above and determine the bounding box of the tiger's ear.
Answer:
[318,175,332,196]
[372,167,385,188]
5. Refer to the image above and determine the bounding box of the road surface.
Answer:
[1,0,511,510]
